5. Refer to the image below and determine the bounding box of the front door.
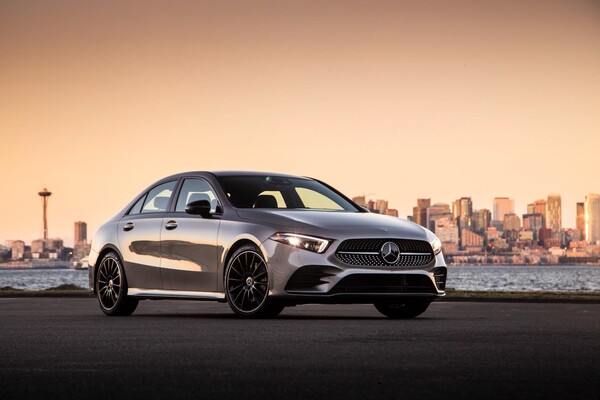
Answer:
[160,178,221,292]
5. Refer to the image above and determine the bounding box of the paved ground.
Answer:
[0,298,598,399]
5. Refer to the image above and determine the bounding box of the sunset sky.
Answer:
[1,0,599,246]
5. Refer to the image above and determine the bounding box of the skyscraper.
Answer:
[546,195,562,236]
[493,197,514,228]
[585,194,600,244]
[74,221,87,244]
[472,209,491,234]
[527,199,547,227]
[453,197,473,229]
[576,202,585,241]
[412,198,431,227]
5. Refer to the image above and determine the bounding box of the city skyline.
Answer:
[1,0,599,244]
[2,187,599,248]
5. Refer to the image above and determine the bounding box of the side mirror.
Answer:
[185,200,212,217]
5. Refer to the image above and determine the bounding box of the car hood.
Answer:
[235,209,429,240]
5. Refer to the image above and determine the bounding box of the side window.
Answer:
[175,179,219,213]
[128,195,147,215]
[295,187,344,210]
[141,181,177,213]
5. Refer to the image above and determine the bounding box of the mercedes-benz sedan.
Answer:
[89,171,447,318]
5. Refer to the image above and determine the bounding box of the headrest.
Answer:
[154,196,169,210]
[254,194,278,208]
[188,193,211,204]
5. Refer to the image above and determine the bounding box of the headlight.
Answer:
[270,233,331,253]
[430,236,442,255]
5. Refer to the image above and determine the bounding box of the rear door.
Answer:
[118,180,178,290]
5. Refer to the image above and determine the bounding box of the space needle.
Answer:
[38,188,52,240]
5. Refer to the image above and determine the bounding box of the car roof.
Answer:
[162,170,311,180]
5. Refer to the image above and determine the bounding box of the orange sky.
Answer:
[1,0,599,246]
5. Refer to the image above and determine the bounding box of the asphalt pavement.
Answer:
[0,298,598,400]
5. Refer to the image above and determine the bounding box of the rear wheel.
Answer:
[225,245,284,318]
[96,252,139,316]
[374,302,430,319]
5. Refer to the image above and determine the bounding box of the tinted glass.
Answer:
[217,176,359,211]
[128,195,146,215]
[175,178,219,213]
[141,181,177,213]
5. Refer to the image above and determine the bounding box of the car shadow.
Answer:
[128,313,443,321]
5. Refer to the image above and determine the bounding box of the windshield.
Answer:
[217,176,360,211]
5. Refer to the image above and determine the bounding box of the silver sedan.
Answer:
[89,171,447,318]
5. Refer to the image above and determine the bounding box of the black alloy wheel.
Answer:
[96,252,139,316]
[374,302,430,319]
[225,245,284,318]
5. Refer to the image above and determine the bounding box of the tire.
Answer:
[225,245,284,318]
[96,252,139,316]
[374,302,430,319]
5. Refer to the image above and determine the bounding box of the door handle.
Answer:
[165,220,178,230]
[123,222,134,232]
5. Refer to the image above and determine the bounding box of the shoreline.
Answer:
[1,286,598,303]
[2,264,600,271]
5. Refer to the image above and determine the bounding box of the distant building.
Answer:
[461,229,483,249]
[367,199,377,213]
[31,239,46,258]
[519,230,534,241]
[74,221,87,244]
[74,221,90,261]
[386,209,398,217]
[472,209,491,234]
[412,198,430,228]
[539,227,553,248]
[426,203,451,233]
[493,197,514,229]
[503,213,521,232]
[453,197,473,230]
[486,227,500,241]
[527,199,547,227]
[576,202,586,241]
[375,199,388,215]
[522,213,544,241]
[45,238,64,251]
[585,194,600,244]
[352,196,366,207]
[435,217,459,245]
[11,240,25,260]
[547,195,562,236]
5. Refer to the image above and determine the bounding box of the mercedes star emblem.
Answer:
[380,241,400,265]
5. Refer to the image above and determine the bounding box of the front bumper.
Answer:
[262,239,447,304]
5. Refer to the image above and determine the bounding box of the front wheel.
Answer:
[374,302,430,319]
[225,245,284,318]
[96,252,139,316]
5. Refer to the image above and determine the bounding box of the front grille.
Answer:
[329,274,436,295]
[335,239,434,267]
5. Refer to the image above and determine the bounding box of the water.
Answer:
[1,265,599,292]
[447,265,600,292]
[0,269,89,291]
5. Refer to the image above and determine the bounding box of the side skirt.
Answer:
[127,288,225,301]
